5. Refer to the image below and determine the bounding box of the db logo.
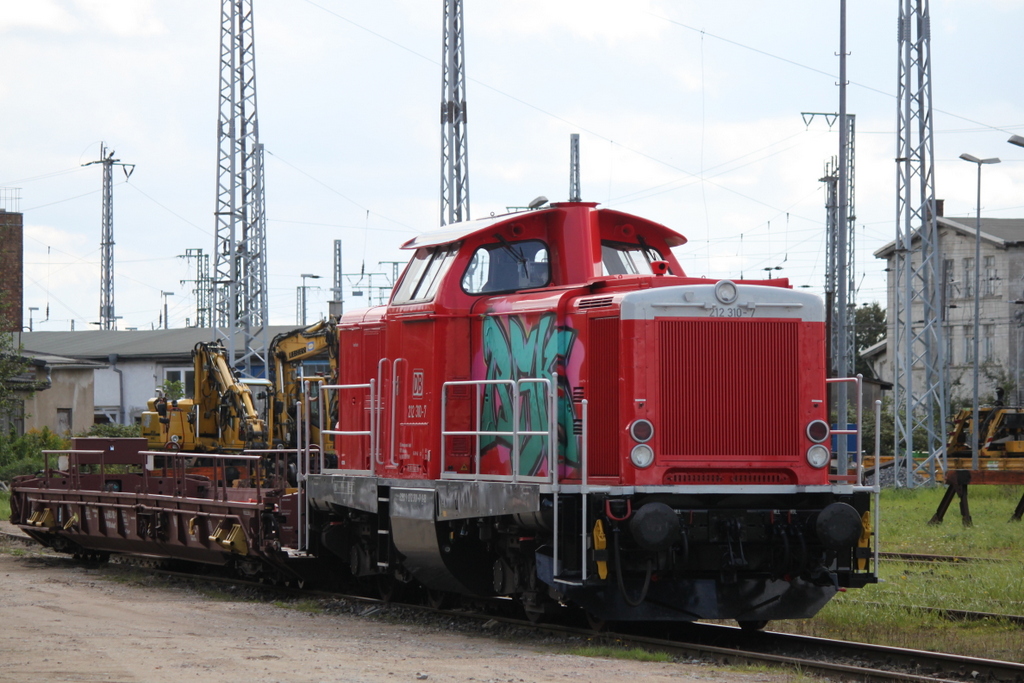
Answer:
[412,370,424,397]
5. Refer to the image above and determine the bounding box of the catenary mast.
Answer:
[440,0,470,226]
[83,143,133,331]
[213,0,269,376]
[893,0,946,485]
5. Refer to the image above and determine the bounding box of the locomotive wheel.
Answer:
[425,589,453,610]
[377,575,404,603]
[738,619,769,632]
[584,611,608,632]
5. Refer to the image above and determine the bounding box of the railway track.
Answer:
[6,531,1023,683]
[879,552,1003,563]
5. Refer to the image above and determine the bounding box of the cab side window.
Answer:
[391,245,458,305]
[601,240,667,276]
[462,239,549,295]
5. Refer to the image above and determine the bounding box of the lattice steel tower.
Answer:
[83,143,133,331]
[440,0,470,226]
[180,248,212,328]
[806,113,857,385]
[893,0,946,485]
[213,0,269,376]
[569,134,581,202]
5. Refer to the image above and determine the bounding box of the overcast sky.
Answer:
[2,0,1021,331]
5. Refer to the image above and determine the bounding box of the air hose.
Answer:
[612,526,652,607]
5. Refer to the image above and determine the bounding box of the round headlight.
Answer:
[630,444,655,468]
[806,444,830,469]
[629,419,654,443]
[714,279,738,305]
[806,420,830,443]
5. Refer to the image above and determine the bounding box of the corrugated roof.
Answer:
[874,217,1024,258]
[22,349,105,369]
[21,327,298,361]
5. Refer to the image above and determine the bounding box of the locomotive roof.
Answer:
[401,204,687,250]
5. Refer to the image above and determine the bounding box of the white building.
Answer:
[874,215,1024,406]
[22,328,294,424]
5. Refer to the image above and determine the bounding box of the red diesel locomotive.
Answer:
[10,201,876,629]
[308,201,877,626]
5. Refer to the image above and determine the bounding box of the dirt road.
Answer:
[0,537,785,683]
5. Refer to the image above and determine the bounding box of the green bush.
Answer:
[78,422,141,438]
[0,427,68,483]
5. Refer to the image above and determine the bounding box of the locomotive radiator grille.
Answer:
[659,319,800,457]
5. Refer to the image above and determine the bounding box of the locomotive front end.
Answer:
[556,279,877,626]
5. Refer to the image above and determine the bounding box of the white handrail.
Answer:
[318,380,376,474]
[439,377,555,484]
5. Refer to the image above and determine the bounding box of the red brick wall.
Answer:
[0,211,23,332]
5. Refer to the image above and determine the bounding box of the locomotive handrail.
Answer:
[440,377,555,484]
[375,359,390,466]
[825,374,864,487]
[390,359,407,468]
[318,380,376,475]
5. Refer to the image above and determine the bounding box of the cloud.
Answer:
[475,0,670,45]
[0,1,77,33]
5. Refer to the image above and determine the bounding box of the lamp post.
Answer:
[27,307,39,332]
[959,153,1000,470]
[1010,137,1024,406]
[298,274,321,326]
[160,291,175,330]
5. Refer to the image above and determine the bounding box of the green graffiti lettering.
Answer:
[480,313,579,476]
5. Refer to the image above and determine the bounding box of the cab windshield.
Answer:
[601,240,667,276]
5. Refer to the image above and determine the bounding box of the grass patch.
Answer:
[565,645,671,662]
[767,486,1024,662]
[0,490,9,521]
[273,598,324,614]
[728,664,820,683]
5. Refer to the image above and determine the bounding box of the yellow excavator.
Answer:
[141,341,270,453]
[268,319,338,457]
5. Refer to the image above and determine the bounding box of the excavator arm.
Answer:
[268,319,338,450]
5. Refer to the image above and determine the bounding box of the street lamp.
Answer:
[1008,135,1024,149]
[298,273,321,326]
[27,307,39,332]
[160,291,175,330]
[959,153,1000,470]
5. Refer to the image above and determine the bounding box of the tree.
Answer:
[854,302,886,379]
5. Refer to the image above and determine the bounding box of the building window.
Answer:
[943,259,955,302]
[984,255,997,296]
[983,324,994,360]
[163,368,195,398]
[963,258,974,298]
[963,325,974,364]
[56,408,72,434]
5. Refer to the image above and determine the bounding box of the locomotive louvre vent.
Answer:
[579,297,614,310]
[449,377,471,399]
[572,387,585,402]
[664,470,795,485]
